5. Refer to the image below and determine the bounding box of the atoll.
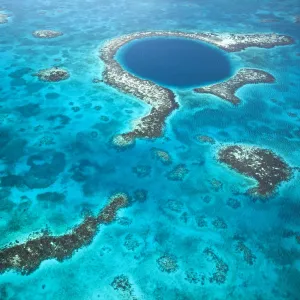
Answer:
[195,68,275,105]
[34,67,70,82]
[0,192,129,274]
[100,31,293,142]
[157,254,178,273]
[0,12,8,24]
[218,145,292,195]
[32,30,63,39]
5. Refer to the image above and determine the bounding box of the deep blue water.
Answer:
[118,37,232,88]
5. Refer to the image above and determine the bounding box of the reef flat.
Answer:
[0,12,8,24]
[218,145,292,196]
[194,68,275,105]
[0,193,128,275]
[100,31,293,146]
[32,30,63,39]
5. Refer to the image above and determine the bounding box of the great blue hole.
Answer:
[117,37,233,89]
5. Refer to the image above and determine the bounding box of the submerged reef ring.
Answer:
[100,31,293,143]
[194,68,275,105]
[218,145,292,196]
[34,67,70,82]
[32,30,63,39]
[0,12,8,24]
[0,193,129,275]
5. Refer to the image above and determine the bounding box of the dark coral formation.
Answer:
[123,234,141,251]
[0,193,129,274]
[218,145,292,195]
[209,178,223,191]
[236,241,256,265]
[196,135,215,145]
[184,269,206,285]
[132,165,151,178]
[36,192,66,203]
[226,198,241,209]
[166,164,189,181]
[111,275,137,299]
[203,248,228,284]
[151,147,172,165]
[157,254,178,273]
[212,217,228,229]
[34,67,69,82]
[133,189,148,203]
[32,30,63,38]
[195,68,275,105]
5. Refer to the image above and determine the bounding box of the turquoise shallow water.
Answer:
[0,0,300,299]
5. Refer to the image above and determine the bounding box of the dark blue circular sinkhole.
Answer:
[117,37,233,89]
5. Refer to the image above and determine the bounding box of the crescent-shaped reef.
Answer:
[100,31,293,147]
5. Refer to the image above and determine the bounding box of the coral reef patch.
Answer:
[0,193,129,274]
[194,68,275,105]
[218,145,292,195]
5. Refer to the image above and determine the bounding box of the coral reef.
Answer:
[34,67,69,82]
[133,189,148,202]
[184,269,206,285]
[151,147,172,165]
[195,215,208,228]
[100,31,293,142]
[123,234,141,251]
[0,193,129,274]
[226,198,241,209]
[157,254,178,273]
[195,68,275,105]
[36,192,66,203]
[218,145,292,195]
[235,241,256,265]
[0,12,8,24]
[166,164,189,181]
[203,248,228,284]
[132,165,151,178]
[111,275,137,300]
[212,217,228,229]
[32,30,63,38]
[209,178,223,191]
[196,135,215,144]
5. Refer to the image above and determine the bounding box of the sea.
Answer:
[0,0,299,299]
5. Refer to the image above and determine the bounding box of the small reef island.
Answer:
[0,193,129,274]
[217,145,292,196]
[32,30,63,39]
[194,68,275,105]
[0,12,8,24]
[100,31,294,147]
[34,67,70,82]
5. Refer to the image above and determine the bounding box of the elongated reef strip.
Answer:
[218,145,292,195]
[32,30,63,39]
[0,193,129,275]
[100,31,293,143]
[194,68,275,105]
